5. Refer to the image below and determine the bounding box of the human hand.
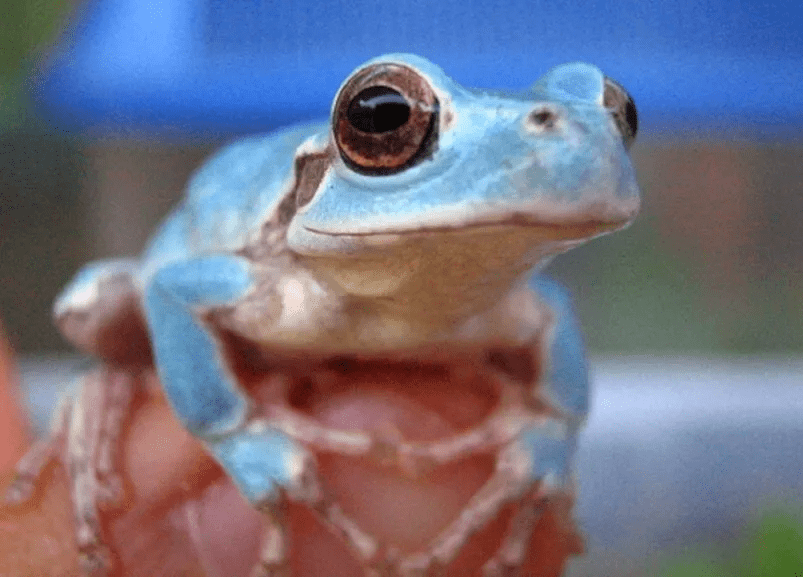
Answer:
[0,364,581,577]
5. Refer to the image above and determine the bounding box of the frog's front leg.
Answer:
[144,255,320,576]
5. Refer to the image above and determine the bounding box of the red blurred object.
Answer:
[0,322,28,470]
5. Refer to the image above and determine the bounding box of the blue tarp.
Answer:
[35,0,803,138]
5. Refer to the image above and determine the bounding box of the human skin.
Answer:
[0,365,582,577]
[0,323,27,470]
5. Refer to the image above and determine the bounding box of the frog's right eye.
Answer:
[333,62,439,175]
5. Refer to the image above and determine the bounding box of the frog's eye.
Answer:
[603,78,638,149]
[333,62,439,175]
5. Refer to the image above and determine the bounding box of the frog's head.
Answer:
[286,54,640,318]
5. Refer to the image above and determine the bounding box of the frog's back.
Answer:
[141,122,326,277]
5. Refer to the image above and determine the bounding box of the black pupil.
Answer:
[625,98,638,137]
[347,86,410,133]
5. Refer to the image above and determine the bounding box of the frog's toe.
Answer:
[78,539,116,577]
[250,514,292,577]
[250,563,291,577]
[210,422,314,505]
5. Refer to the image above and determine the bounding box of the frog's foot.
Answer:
[245,358,578,576]
[393,443,532,577]
[6,367,137,577]
[241,439,397,577]
[243,451,389,577]
[270,451,388,576]
[76,523,116,577]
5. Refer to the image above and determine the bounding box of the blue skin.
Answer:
[57,54,638,508]
[141,263,587,503]
[139,261,589,503]
[143,255,305,503]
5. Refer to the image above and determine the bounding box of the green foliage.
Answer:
[662,557,728,577]
[0,0,69,75]
[0,0,71,130]
[735,511,803,577]
[660,510,803,577]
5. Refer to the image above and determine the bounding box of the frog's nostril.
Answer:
[525,105,560,132]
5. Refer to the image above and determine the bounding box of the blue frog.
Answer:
[9,54,638,576]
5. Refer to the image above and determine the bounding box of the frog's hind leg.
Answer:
[4,393,72,505]
[68,368,137,574]
[5,367,138,576]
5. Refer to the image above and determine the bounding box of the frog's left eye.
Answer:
[333,62,439,175]
[603,77,638,149]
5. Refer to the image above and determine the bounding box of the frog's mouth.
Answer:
[296,182,639,245]
[298,196,638,247]
[303,215,625,241]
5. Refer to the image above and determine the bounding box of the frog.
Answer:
[6,53,639,576]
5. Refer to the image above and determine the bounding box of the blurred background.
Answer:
[1,0,801,575]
